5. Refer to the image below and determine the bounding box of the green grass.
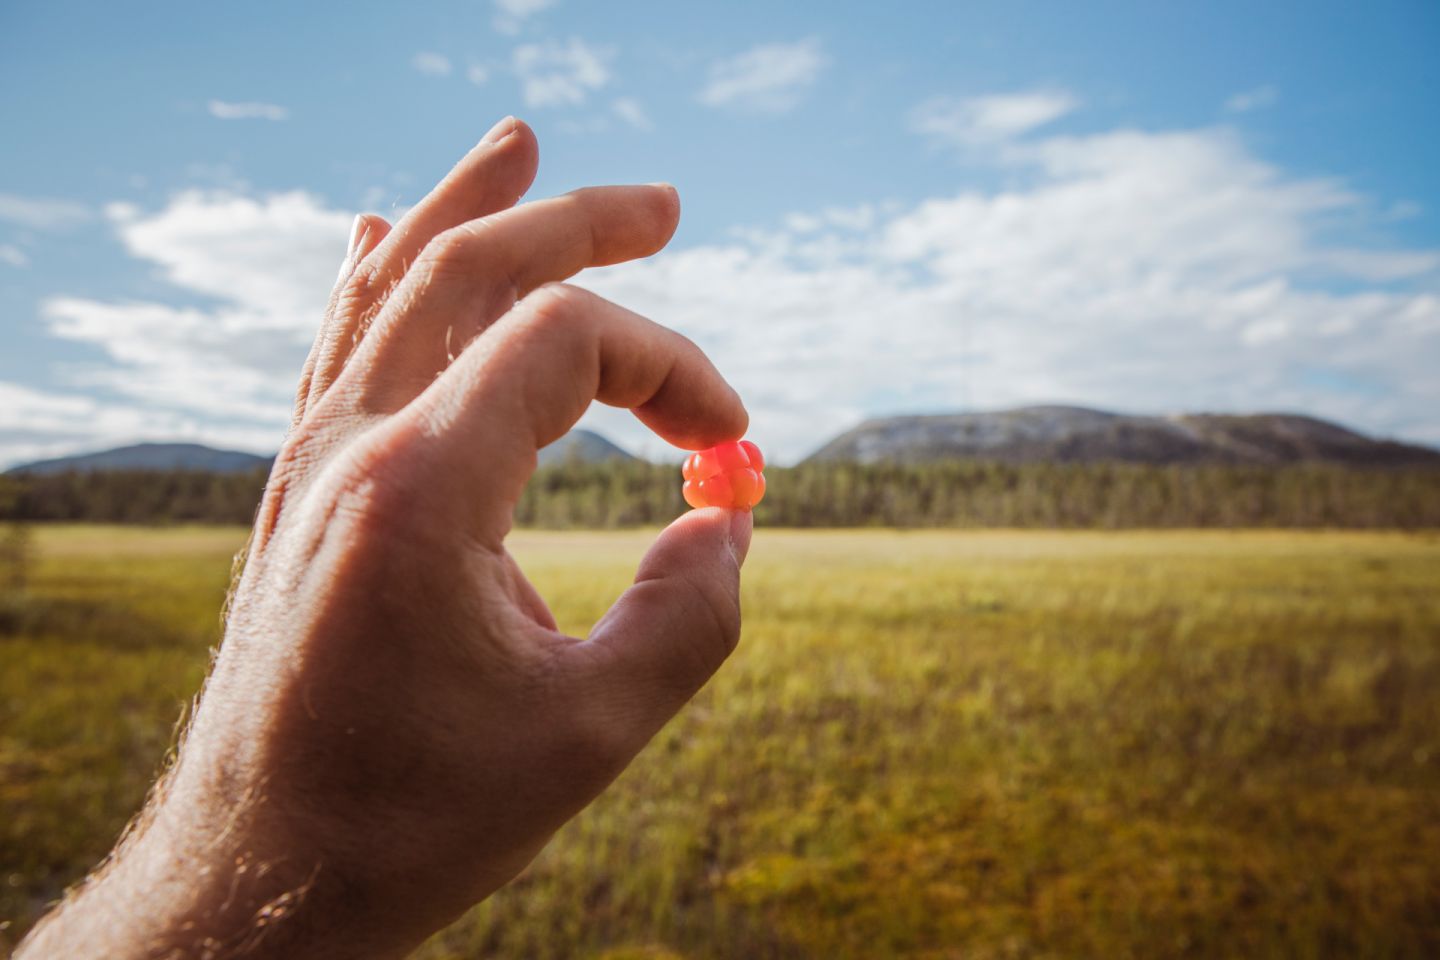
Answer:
[2,525,1438,957]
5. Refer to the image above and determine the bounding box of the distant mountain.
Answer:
[8,429,639,477]
[537,429,638,468]
[804,406,1440,467]
[7,442,273,476]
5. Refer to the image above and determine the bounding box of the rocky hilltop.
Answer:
[804,406,1440,467]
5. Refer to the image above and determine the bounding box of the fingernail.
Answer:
[345,214,364,258]
[728,510,753,568]
[337,215,366,281]
[481,115,517,145]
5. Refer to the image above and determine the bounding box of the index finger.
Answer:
[343,183,681,414]
[398,283,746,542]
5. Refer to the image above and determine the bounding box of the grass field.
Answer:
[2,525,1438,957]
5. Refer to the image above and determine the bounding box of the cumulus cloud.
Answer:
[0,380,281,468]
[0,193,91,229]
[33,191,352,458]
[698,38,825,114]
[412,51,453,77]
[575,121,1440,461]
[493,0,556,34]
[1225,85,1279,114]
[512,37,610,107]
[466,63,491,86]
[0,244,29,268]
[910,90,1079,147]
[9,102,1439,467]
[108,191,349,327]
[207,99,289,121]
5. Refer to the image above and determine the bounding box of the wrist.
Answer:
[17,761,409,960]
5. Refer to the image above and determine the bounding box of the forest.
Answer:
[4,460,1440,528]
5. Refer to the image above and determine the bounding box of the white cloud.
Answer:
[698,39,825,114]
[574,120,1440,462]
[8,103,1439,468]
[207,99,289,121]
[412,51,453,77]
[0,244,28,268]
[0,193,91,229]
[43,297,301,423]
[1225,85,1279,114]
[110,190,350,327]
[612,97,652,131]
[910,90,1078,147]
[512,37,610,107]
[466,63,491,86]
[32,190,352,457]
[493,0,556,34]
[0,380,280,469]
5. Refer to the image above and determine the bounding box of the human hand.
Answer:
[18,117,751,960]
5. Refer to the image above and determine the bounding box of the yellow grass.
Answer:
[3,525,1438,957]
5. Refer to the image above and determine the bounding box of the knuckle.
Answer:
[420,223,487,276]
[335,259,385,316]
[505,283,596,354]
[329,266,392,342]
[671,328,701,357]
[329,473,392,531]
[267,432,320,494]
[524,282,593,327]
[323,427,426,529]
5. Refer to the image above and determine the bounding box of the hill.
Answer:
[536,429,637,468]
[6,442,272,476]
[7,430,637,477]
[804,406,1440,467]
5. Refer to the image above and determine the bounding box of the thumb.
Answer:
[576,506,751,748]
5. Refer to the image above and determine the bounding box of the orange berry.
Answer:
[680,440,766,510]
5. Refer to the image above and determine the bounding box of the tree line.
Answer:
[0,469,269,525]
[4,460,1440,528]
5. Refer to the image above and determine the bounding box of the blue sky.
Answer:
[1,0,1437,465]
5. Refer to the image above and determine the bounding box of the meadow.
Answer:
[2,524,1438,957]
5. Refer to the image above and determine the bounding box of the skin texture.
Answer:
[17,117,753,960]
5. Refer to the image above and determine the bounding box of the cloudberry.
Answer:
[681,440,765,510]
